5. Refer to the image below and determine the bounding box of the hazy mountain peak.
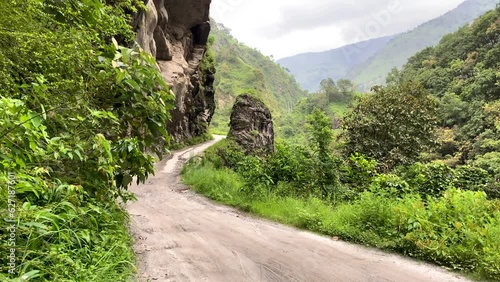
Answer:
[278,0,498,92]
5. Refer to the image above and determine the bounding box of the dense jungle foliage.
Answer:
[0,0,173,280]
[395,6,500,177]
[184,5,500,280]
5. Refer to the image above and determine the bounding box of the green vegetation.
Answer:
[395,5,500,180]
[343,81,438,170]
[210,21,307,134]
[183,118,500,279]
[0,0,173,280]
[276,78,356,144]
[184,5,500,280]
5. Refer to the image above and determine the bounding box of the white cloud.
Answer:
[210,0,466,59]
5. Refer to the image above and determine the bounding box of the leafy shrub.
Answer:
[473,152,500,179]
[202,139,246,170]
[483,182,500,200]
[479,212,500,278]
[454,165,492,191]
[341,153,379,192]
[236,155,274,197]
[399,163,456,197]
[470,152,500,198]
[404,189,499,274]
[0,172,136,281]
[265,142,316,196]
[342,81,438,170]
[369,174,411,196]
[0,0,172,280]
[306,109,341,197]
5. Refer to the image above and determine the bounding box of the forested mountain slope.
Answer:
[209,22,307,133]
[395,4,500,177]
[349,0,498,90]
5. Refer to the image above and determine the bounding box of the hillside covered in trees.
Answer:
[183,5,500,280]
[394,4,500,181]
[278,0,497,92]
[349,0,498,90]
[209,21,307,134]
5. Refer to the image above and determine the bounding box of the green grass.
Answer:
[252,196,337,231]
[182,161,500,280]
[0,178,136,281]
[209,110,230,136]
[182,162,249,209]
[168,133,214,151]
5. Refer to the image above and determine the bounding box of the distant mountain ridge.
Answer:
[277,36,395,92]
[278,0,498,92]
[349,0,498,90]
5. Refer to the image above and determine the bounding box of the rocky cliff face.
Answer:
[133,0,215,142]
[228,95,275,154]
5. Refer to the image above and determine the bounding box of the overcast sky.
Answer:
[210,0,466,59]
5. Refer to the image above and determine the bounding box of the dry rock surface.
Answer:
[133,0,215,142]
[228,95,275,154]
[127,136,470,282]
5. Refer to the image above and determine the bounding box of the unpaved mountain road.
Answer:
[127,136,469,282]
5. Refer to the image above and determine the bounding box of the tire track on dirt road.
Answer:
[128,136,470,282]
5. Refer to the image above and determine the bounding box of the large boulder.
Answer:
[228,95,274,154]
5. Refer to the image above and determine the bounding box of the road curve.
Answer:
[127,136,469,282]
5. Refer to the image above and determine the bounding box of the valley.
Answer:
[278,0,498,92]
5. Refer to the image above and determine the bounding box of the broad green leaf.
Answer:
[125,79,141,92]
[29,112,42,128]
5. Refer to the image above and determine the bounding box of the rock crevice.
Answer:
[134,0,214,142]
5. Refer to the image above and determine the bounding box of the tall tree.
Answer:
[337,79,355,97]
[319,78,340,103]
[343,81,438,170]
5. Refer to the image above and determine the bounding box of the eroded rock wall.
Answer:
[134,0,215,142]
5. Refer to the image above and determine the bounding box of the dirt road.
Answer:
[127,136,469,282]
